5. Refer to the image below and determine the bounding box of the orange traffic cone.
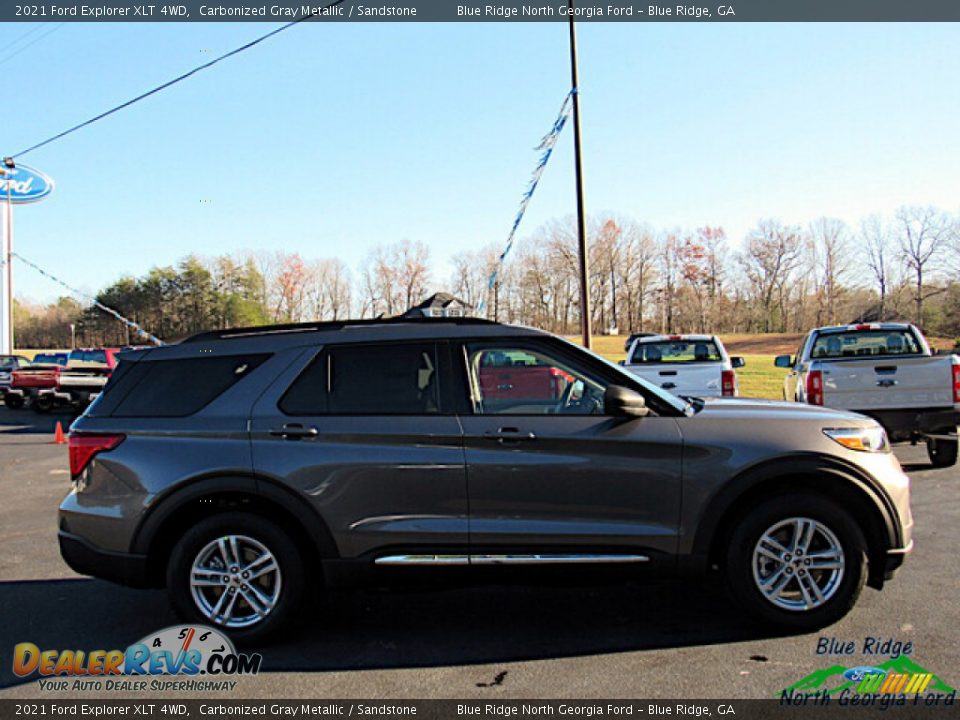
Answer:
[53,421,66,445]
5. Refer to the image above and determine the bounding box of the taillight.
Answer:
[806,370,824,405]
[953,364,960,403]
[69,433,125,477]
[721,369,737,397]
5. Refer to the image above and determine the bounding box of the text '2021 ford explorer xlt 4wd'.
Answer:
[59,318,913,642]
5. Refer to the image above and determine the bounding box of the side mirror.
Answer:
[604,385,650,418]
[774,355,793,368]
[731,356,746,368]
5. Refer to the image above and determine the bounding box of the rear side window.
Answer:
[280,343,440,415]
[811,330,923,359]
[92,354,269,417]
[630,340,721,363]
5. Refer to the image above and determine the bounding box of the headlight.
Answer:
[823,426,890,453]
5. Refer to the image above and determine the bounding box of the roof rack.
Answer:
[181,315,499,343]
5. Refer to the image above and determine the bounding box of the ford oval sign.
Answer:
[0,164,54,204]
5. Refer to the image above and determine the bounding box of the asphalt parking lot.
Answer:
[0,406,957,700]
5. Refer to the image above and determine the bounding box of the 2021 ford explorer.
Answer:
[59,318,913,642]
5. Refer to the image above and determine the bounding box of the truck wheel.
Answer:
[166,512,306,645]
[3,393,24,410]
[927,438,958,468]
[725,493,867,631]
[32,395,53,414]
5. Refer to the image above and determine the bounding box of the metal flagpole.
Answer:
[568,0,592,349]
[0,164,12,355]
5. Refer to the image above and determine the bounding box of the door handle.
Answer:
[876,379,897,388]
[269,423,319,440]
[483,427,536,444]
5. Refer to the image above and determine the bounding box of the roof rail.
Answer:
[181,315,499,343]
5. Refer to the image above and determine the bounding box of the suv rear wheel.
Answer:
[167,512,305,644]
[725,494,867,630]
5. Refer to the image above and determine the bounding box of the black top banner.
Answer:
[4,0,960,22]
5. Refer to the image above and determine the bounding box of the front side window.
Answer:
[280,342,440,415]
[465,343,606,415]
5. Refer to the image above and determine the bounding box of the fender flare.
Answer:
[130,473,338,560]
[690,452,902,558]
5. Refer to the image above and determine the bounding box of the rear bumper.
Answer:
[854,408,958,442]
[58,530,150,588]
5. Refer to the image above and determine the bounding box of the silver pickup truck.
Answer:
[776,323,959,466]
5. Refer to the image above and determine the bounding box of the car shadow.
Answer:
[0,407,77,435]
[0,576,791,689]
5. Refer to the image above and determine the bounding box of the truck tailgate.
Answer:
[625,363,724,397]
[822,356,956,410]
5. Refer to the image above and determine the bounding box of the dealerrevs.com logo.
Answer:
[12,625,261,692]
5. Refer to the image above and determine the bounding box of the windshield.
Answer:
[811,330,923,359]
[630,340,722,364]
[555,337,693,416]
[33,354,66,365]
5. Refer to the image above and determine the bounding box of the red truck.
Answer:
[6,348,120,413]
[476,349,576,412]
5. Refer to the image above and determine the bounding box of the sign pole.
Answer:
[0,159,54,354]
[5,180,13,354]
[0,178,11,355]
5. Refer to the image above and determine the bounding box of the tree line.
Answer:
[12,205,960,348]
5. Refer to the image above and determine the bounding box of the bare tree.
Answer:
[895,206,951,325]
[615,221,657,332]
[808,217,851,325]
[739,220,804,332]
[861,214,895,321]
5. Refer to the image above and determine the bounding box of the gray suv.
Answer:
[59,318,913,642]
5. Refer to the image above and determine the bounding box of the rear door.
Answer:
[250,341,468,560]
[456,337,684,562]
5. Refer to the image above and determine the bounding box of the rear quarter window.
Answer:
[91,354,270,417]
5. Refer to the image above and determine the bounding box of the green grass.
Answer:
[735,354,786,400]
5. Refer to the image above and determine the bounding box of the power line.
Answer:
[10,1,345,159]
[0,23,47,56]
[0,23,65,69]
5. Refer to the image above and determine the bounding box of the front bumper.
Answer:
[58,530,150,588]
[883,539,913,581]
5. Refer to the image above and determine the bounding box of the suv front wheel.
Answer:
[725,494,867,630]
[167,512,305,644]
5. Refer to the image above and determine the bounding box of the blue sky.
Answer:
[3,21,959,302]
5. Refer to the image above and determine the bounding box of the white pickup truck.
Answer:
[776,322,960,466]
[622,334,745,398]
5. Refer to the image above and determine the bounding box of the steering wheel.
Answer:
[554,380,578,413]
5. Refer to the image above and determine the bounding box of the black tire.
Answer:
[166,512,306,645]
[927,438,958,468]
[3,393,24,410]
[725,493,868,631]
[32,394,53,414]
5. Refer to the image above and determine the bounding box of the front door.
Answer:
[456,338,684,563]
